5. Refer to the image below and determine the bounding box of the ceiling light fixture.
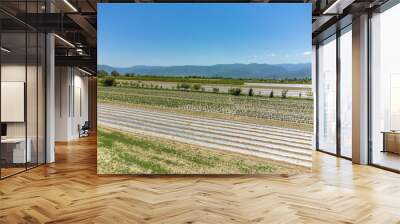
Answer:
[1,47,11,53]
[63,0,78,12]
[323,0,354,15]
[323,1,340,14]
[78,67,92,76]
[76,48,85,55]
[54,34,75,48]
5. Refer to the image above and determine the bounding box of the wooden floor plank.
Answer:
[1,135,400,223]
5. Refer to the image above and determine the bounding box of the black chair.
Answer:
[79,121,90,138]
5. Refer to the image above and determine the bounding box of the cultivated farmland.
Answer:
[98,82,314,173]
[115,79,313,99]
[98,104,313,168]
[98,86,313,129]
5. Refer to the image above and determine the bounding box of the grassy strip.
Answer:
[97,126,308,175]
[99,129,218,167]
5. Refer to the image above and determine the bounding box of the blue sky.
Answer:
[98,3,311,67]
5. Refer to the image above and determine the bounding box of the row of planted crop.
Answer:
[98,90,313,124]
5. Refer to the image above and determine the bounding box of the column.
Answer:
[352,14,369,164]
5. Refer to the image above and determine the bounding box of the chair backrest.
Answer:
[82,121,90,129]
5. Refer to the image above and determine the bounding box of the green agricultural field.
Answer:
[97,127,306,174]
[97,86,313,130]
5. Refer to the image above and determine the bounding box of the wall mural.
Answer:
[97,3,313,174]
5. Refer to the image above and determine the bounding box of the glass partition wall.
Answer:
[0,4,46,179]
[339,26,352,159]
[316,1,400,171]
[316,26,352,158]
[370,3,400,171]
[0,31,27,177]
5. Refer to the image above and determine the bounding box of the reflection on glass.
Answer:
[340,27,352,158]
[318,35,337,154]
[0,1,47,179]
[1,32,27,177]
[371,3,400,171]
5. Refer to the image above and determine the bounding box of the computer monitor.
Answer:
[1,123,7,137]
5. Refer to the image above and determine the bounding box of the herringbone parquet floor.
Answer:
[1,135,400,223]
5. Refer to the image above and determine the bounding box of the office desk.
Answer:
[382,131,400,154]
[1,138,31,163]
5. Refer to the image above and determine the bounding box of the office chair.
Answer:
[79,121,90,138]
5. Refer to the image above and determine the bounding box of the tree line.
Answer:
[97,70,311,84]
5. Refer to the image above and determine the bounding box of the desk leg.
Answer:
[382,133,387,153]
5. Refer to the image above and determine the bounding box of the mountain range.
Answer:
[98,63,311,79]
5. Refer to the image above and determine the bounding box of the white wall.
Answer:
[70,72,89,138]
[55,67,89,141]
[1,64,26,81]
[55,66,70,141]
[76,73,89,123]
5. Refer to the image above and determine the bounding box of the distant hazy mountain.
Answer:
[98,63,311,79]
